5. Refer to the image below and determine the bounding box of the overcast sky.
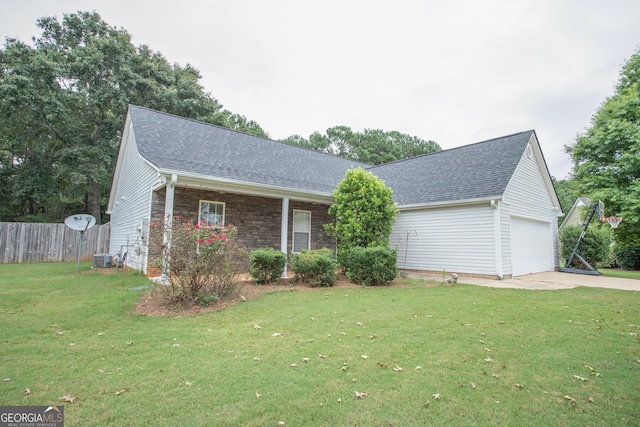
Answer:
[2,1,639,179]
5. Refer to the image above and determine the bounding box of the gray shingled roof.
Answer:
[369,131,534,206]
[129,105,367,194]
[129,105,534,206]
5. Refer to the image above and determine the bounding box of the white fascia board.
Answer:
[528,133,563,212]
[397,196,503,211]
[108,114,133,211]
[157,169,335,204]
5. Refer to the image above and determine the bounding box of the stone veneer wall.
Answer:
[151,187,335,254]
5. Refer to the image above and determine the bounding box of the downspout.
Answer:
[491,199,504,279]
[156,174,178,283]
[281,197,289,278]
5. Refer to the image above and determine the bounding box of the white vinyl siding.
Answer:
[108,124,158,273]
[391,204,496,275]
[501,137,560,276]
[293,210,311,253]
[199,201,225,226]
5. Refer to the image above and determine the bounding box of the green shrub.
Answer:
[290,248,337,287]
[559,225,612,268]
[147,218,242,306]
[250,248,286,284]
[346,246,398,286]
[325,167,399,269]
[614,246,640,270]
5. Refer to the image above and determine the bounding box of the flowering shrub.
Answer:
[148,216,246,306]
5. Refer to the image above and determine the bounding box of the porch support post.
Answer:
[491,199,504,279]
[157,174,177,283]
[281,196,289,278]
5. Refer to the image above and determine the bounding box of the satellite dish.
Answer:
[64,214,96,232]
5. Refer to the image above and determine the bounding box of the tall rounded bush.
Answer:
[559,225,612,268]
[326,167,398,268]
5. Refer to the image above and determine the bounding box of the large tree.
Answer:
[552,177,579,226]
[282,126,440,165]
[566,49,640,246]
[0,11,267,224]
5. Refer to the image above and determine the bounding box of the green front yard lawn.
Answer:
[1,262,639,426]
[599,268,640,280]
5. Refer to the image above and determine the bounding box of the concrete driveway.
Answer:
[407,271,640,291]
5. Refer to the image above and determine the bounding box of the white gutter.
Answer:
[398,196,503,211]
[491,199,504,279]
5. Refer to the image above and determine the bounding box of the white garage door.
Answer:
[510,216,553,276]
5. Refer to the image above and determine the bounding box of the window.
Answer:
[293,210,311,253]
[199,201,225,226]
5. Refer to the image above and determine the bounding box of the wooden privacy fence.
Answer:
[0,222,110,264]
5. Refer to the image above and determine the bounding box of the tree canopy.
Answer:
[566,49,640,246]
[281,126,440,165]
[0,11,267,224]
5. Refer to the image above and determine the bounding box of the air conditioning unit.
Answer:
[93,253,113,268]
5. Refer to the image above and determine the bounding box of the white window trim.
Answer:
[199,200,225,226]
[292,209,311,253]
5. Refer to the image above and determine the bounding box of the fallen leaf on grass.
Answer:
[355,391,367,399]
[361,355,369,360]
[470,383,477,389]
[240,295,247,301]
[515,383,523,389]
[574,375,588,382]
[587,397,595,403]
[126,341,134,346]
[337,398,342,403]
[97,332,104,336]
[302,358,310,363]
[115,388,128,396]
[492,374,500,378]
[377,361,389,368]
[2,378,10,382]
[56,331,64,336]
[253,324,261,329]
[318,354,327,359]
[351,378,357,382]
[415,366,422,370]
[254,356,261,361]
[423,401,430,406]
[564,395,576,403]
[484,357,494,364]
[432,393,441,400]
[278,421,285,426]
[290,363,297,367]
[272,333,281,337]
[356,322,363,326]
[393,366,404,372]
[24,388,31,395]
[255,391,261,399]
[59,394,76,403]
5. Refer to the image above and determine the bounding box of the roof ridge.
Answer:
[367,130,533,170]
[128,104,369,166]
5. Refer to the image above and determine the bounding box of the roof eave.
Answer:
[156,168,335,204]
[397,196,503,211]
